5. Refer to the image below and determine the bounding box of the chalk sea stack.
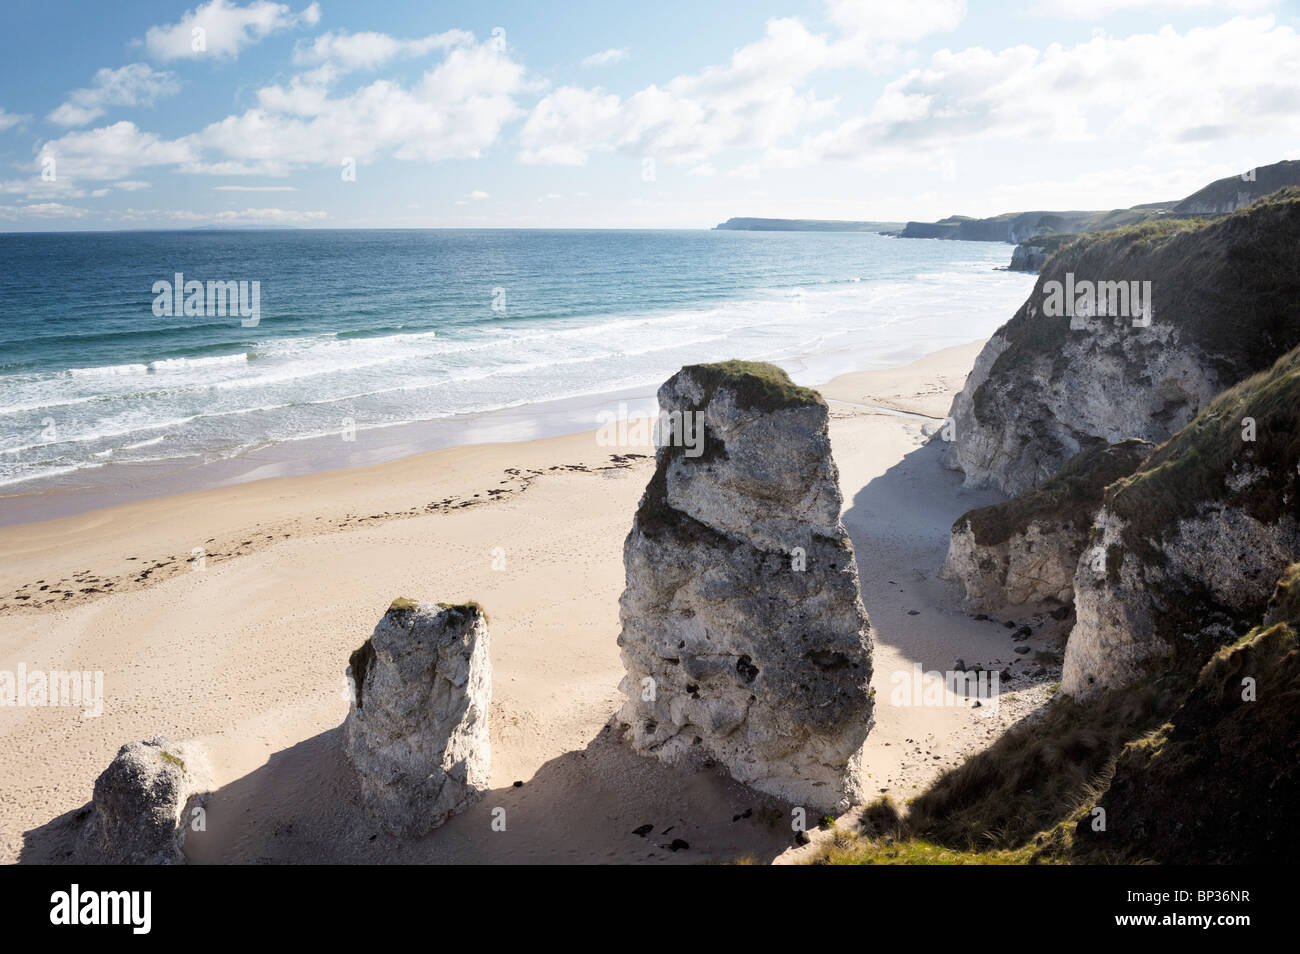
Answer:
[344,599,492,835]
[616,361,874,813]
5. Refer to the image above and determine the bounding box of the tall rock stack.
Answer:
[344,599,492,835]
[616,361,874,813]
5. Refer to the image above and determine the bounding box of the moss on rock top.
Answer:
[677,360,823,414]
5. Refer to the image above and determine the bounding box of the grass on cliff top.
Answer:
[974,187,1300,424]
[1105,343,1300,560]
[956,438,1153,547]
[678,360,823,413]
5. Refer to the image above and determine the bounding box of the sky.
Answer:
[1,0,1298,230]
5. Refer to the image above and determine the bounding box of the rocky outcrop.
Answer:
[945,189,1300,495]
[344,599,491,835]
[944,439,1152,612]
[1074,564,1300,863]
[616,361,873,813]
[80,735,211,864]
[1062,346,1300,698]
[1008,243,1048,272]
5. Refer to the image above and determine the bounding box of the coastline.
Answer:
[0,333,1000,528]
[1,340,1062,864]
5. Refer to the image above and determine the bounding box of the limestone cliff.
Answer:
[617,361,873,813]
[945,189,1300,496]
[1062,346,1300,698]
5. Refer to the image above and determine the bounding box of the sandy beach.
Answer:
[0,340,1063,864]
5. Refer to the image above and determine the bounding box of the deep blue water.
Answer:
[0,229,1034,488]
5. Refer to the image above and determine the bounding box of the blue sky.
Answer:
[1,0,1298,230]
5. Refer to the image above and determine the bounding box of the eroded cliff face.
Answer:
[1061,347,1300,698]
[616,361,873,813]
[944,191,1300,496]
[944,439,1153,613]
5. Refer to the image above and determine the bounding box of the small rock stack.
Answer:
[344,599,492,835]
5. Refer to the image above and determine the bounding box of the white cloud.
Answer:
[213,184,298,191]
[0,108,29,131]
[292,28,474,82]
[202,43,528,169]
[0,177,92,199]
[581,48,629,68]
[520,18,841,165]
[1033,0,1273,16]
[37,39,529,181]
[114,180,152,191]
[48,64,180,127]
[143,0,320,61]
[688,163,717,176]
[466,190,490,199]
[826,0,966,43]
[37,121,198,180]
[119,206,326,223]
[798,16,1300,164]
[727,163,761,179]
[0,202,87,219]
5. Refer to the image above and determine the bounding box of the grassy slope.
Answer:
[1072,564,1300,863]
[956,438,1153,548]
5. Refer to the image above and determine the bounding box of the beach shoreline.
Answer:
[1,340,1062,865]
[0,334,983,528]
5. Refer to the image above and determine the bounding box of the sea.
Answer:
[0,229,1035,515]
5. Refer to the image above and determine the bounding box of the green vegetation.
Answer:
[681,360,823,414]
[1174,159,1300,213]
[387,596,419,613]
[956,438,1153,547]
[1072,564,1300,863]
[1106,343,1300,562]
[159,750,186,773]
[813,564,1300,865]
